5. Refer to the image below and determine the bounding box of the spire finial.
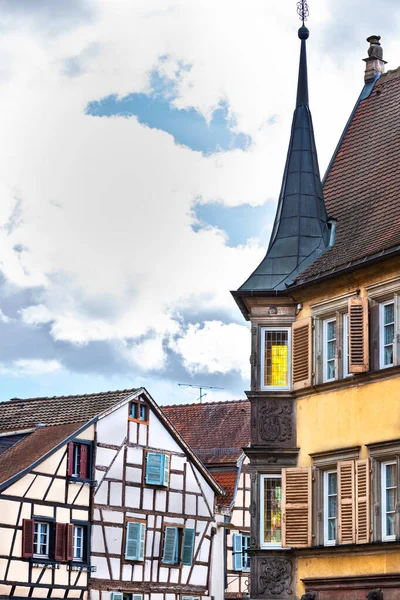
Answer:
[297,0,309,25]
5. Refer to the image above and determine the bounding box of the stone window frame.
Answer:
[366,277,400,371]
[310,446,361,547]
[259,472,283,550]
[366,438,400,543]
[259,326,292,392]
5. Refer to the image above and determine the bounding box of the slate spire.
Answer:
[237,24,330,293]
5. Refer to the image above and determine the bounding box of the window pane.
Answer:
[263,477,281,543]
[386,488,396,512]
[140,405,146,420]
[264,330,289,388]
[327,321,336,340]
[328,518,336,541]
[387,513,395,536]
[328,472,337,495]
[384,323,394,346]
[386,463,396,487]
[384,303,394,325]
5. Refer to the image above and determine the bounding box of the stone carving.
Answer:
[259,557,292,596]
[367,589,383,600]
[259,400,293,443]
[301,594,317,600]
[268,306,278,315]
[266,456,278,463]
[250,536,257,549]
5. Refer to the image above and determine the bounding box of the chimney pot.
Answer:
[363,34,387,82]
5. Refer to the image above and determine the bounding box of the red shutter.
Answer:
[54,523,66,561]
[67,442,74,477]
[22,519,34,558]
[66,524,74,561]
[80,444,89,479]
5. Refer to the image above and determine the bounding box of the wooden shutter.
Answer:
[292,317,312,390]
[22,519,34,558]
[338,460,355,544]
[394,294,400,366]
[162,526,179,564]
[110,594,124,600]
[163,454,170,487]
[79,444,89,479]
[138,523,146,561]
[369,302,380,371]
[356,459,370,544]
[54,523,66,561]
[125,521,142,560]
[348,297,369,373]
[67,442,74,477]
[282,467,312,547]
[232,533,242,571]
[66,523,74,561]
[182,528,195,566]
[132,596,143,600]
[145,452,164,485]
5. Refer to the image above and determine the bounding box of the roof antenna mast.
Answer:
[297,0,309,24]
[177,383,224,403]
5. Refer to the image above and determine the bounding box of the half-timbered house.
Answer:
[163,400,251,600]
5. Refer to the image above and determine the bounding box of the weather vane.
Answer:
[297,0,309,24]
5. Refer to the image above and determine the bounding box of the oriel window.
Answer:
[260,475,282,547]
[260,328,290,390]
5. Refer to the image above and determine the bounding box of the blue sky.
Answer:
[0,0,398,404]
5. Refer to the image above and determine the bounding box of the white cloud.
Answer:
[0,359,62,376]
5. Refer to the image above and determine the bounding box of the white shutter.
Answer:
[132,596,143,600]
[162,526,179,564]
[145,452,164,485]
[111,594,123,600]
[232,534,243,571]
[163,454,170,487]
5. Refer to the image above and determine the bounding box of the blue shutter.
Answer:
[233,534,243,571]
[163,454,170,487]
[181,528,195,566]
[125,521,145,560]
[145,452,165,485]
[162,526,179,564]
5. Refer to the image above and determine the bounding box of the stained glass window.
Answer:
[262,329,289,389]
[262,476,282,545]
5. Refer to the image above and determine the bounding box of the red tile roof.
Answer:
[212,470,239,506]
[163,399,250,465]
[0,388,138,432]
[295,68,400,283]
[0,423,84,486]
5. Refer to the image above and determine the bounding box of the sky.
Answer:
[0,0,400,405]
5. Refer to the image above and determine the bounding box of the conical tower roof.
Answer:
[238,25,330,293]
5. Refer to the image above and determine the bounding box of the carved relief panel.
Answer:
[251,553,296,599]
[251,396,296,447]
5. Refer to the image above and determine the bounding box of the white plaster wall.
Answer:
[97,404,128,446]
[147,413,182,453]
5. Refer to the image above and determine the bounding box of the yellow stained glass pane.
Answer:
[271,345,288,386]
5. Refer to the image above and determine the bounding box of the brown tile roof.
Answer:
[0,422,84,486]
[295,68,400,283]
[163,399,250,465]
[212,469,239,507]
[0,388,138,433]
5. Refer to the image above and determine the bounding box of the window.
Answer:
[161,526,195,566]
[67,442,91,479]
[125,521,146,561]
[323,470,337,546]
[260,328,290,390]
[382,461,397,541]
[260,475,282,548]
[323,318,336,382]
[232,533,250,571]
[129,401,148,422]
[145,452,170,486]
[73,525,84,561]
[380,301,395,368]
[33,521,50,557]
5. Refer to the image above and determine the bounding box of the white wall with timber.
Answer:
[226,456,251,599]
[90,393,224,600]
[0,425,95,600]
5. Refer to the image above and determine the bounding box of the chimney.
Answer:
[363,35,387,82]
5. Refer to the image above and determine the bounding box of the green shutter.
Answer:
[233,534,243,571]
[145,452,165,485]
[162,526,179,564]
[163,454,170,486]
[132,596,143,600]
[111,594,123,600]
[125,522,145,561]
[181,528,195,566]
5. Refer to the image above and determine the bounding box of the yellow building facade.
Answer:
[233,23,400,600]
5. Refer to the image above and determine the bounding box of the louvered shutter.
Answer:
[394,295,400,366]
[145,452,165,485]
[54,523,66,561]
[22,519,34,558]
[125,521,144,560]
[132,595,143,600]
[232,533,243,570]
[110,594,123,600]
[182,528,195,566]
[282,467,312,548]
[338,460,355,544]
[292,317,312,390]
[67,442,74,477]
[163,454,170,487]
[66,523,74,561]
[348,297,369,373]
[79,444,89,479]
[162,526,179,564]
[356,459,370,544]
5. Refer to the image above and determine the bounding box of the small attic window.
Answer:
[129,401,148,423]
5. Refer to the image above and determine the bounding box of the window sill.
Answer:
[31,559,60,569]
[67,563,97,572]
[67,476,93,485]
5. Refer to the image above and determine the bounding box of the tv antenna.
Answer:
[177,383,224,403]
